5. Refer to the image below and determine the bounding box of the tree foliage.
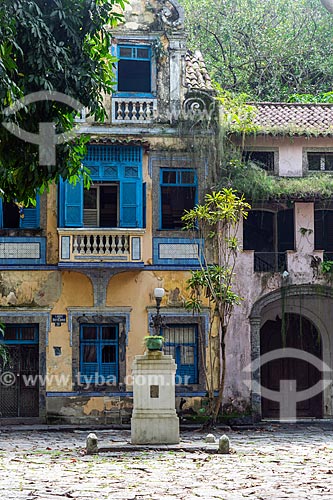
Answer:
[180,0,333,101]
[0,0,124,203]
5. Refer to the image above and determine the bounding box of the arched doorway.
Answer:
[260,313,323,418]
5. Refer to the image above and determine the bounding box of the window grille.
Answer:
[86,145,142,164]
[163,324,198,384]
[308,153,333,171]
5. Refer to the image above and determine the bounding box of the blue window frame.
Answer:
[0,197,40,229]
[80,324,119,384]
[163,324,198,384]
[1,324,38,345]
[160,168,197,229]
[116,44,153,96]
[58,146,144,228]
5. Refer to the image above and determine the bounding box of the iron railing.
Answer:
[254,252,287,272]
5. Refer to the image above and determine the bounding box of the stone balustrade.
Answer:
[111,98,157,123]
[58,229,145,262]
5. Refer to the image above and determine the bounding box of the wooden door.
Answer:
[260,314,322,418]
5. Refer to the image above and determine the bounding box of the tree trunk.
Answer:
[212,324,226,423]
[321,0,333,14]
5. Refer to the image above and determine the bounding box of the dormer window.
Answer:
[117,45,152,95]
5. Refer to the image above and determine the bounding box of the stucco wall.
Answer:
[224,197,333,416]
[245,136,333,177]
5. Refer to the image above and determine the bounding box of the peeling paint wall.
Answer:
[0,271,60,307]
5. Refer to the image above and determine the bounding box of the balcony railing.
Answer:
[58,229,145,263]
[111,98,157,123]
[254,252,287,272]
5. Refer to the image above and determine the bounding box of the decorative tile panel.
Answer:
[0,242,40,259]
[153,238,202,265]
[159,243,198,260]
[0,238,46,265]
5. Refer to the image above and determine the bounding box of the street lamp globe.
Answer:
[154,287,165,299]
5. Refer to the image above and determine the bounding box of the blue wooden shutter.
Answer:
[20,196,40,228]
[0,200,3,228]
[59,178,83,227]
[120,180,141,227]
[142,182,146,229]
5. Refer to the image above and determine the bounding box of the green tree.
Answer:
[180,0,333,101]
[0,0,124,203]
[182,189,250,424]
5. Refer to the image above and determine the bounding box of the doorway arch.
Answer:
[250,285,332,419]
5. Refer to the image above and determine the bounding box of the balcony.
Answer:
[254,252,287,273]
[58,229,145,263]
[111,98,157,123]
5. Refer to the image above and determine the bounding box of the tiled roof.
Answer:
[185,50,213,92]
[251,102,333,135]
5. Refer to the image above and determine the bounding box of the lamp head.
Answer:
[154,287,165,299]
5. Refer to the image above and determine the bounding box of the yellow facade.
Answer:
[0,0,218,423]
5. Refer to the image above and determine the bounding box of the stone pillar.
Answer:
[250,316,262,420]
[169,36,187,121]
[131,351,180,444]
[294,202,314,254]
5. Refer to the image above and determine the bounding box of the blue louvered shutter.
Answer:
[20,196,40,228]
[58,178,83,227]
[142,182,146,229]
[120,180,141,227]
[0,200,3,228]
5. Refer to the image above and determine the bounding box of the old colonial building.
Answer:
[1,0,333,424]
[233,103,333,420]
[0,0,215,423]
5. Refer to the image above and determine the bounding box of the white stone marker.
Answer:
[131,351,180,444]
[205,433,216,443]
[86,433,98,454]
[218,434,230,454]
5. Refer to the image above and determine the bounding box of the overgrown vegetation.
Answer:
[220,162,333,202]
[205,88,333,202]
[320,260,333,283]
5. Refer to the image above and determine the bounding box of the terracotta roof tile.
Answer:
[185,50,213,92]
[251,102,333,135]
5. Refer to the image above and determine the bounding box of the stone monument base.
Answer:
[131,351,180,445]
[131,409,179,444]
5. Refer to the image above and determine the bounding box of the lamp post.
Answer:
[151,287,165,335]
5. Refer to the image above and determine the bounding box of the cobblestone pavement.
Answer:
[0,425,333,499]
